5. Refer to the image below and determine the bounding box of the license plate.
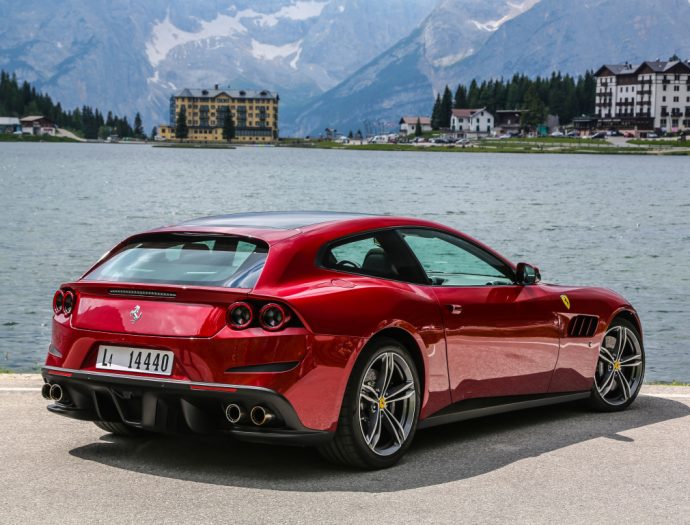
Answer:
[96,345,174,376]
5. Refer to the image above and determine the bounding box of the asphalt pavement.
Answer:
[1,374,689,524]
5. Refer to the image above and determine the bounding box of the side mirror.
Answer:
[516,262,541,285]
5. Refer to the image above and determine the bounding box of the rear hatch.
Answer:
[70,233,268,337]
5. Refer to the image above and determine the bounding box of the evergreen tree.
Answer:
[175,107,188,139]
[0,69,141,137]
[150,126,158,140]
[453,84,467,109]
[521,85,547,128]
[430,94,442,130]
[222,110,235,141]
[133,112,144,137]
[439,85,453,128]
[414,118,422,137]
[348,130,353,139]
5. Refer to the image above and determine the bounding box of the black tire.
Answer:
[588,317,645,412]
[318,337,421,469]
[93,420,150,437]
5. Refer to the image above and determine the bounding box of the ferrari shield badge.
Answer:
[560,294,571,310]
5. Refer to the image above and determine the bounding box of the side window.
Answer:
[400,229,513,286]
[323,233,400,279]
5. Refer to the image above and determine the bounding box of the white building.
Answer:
[399,116,431,136]
[0,117,20,133]
[450,108,493,134]
[594,59,690,132]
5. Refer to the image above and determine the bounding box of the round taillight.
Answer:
[53,290,64,314]
[259,303,290,331]
[227,302,253,329]
[63,291,75,316]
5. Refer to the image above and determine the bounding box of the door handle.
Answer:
[446,304,463,315]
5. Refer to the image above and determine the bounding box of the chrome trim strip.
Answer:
[41,365,275,394]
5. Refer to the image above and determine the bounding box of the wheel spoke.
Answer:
[598,348,615,366]
[365,409,382,448]
[386,380,415,402]
[377,353,395,394]
[617,371,631,400]
[598,370,615,396]
[615,327,627,360]
[382,408,405,445]
[620,355,642,367]
[361,384,379,404]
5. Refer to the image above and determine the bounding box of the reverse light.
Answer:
[63,291,75,316]
[53,290,64,314]
[227,302,253,329]
[259,303,290,331]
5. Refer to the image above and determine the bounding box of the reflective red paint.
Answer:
[43,214,641,436]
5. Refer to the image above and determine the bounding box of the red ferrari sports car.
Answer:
[42,212,645,468]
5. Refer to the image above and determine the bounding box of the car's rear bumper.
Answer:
[41,366,333,446]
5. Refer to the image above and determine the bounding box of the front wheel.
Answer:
[588,317,645,411]
[318,338,421,469]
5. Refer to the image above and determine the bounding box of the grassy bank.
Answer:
[0,134,78,143]
[278,140,689,156]
[629,139,690,147]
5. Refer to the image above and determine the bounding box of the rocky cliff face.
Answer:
[2,0,690,136]
[291,0,690,136]
[0,0,434,130]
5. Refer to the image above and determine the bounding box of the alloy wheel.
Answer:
[595,325,644,406]
[358,351,417,456]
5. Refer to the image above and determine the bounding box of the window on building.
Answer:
[661,119,667,126]
[663,85,667,91]
[663,96,667,102]
[674,86,680,91]
[674,97,680,102]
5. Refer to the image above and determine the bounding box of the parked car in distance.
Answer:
[590,132,607,139]
[42,212,646,469]
[550,131,565,137]
[647,132,658,139]
[566,131,580,138]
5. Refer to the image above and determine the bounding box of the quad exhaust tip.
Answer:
[41,383,52,400]
[250,405,275,426]
[49,383,64,402]
[225,403,245,424]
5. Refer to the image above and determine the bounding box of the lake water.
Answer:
[1,142,689,381]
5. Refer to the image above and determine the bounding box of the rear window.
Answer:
[84,234,268,288]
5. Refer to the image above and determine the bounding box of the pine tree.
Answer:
[175,106,188,139]
[440,85,453,128]
[134,112,144,137]
[222,110,235,141]
[415,118,422,137]
[431,94,442,129]
[150,126,158,140]
[348,130,353,139]
[453,84,467,109]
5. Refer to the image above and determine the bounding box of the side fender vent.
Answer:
[568,315,598,338]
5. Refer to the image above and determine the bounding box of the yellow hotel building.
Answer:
[158,86,279,142]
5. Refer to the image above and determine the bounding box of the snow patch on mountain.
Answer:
[470,0,541,32]
[146,2,329,67]
[251,39,302,60]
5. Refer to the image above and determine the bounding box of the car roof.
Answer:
[174,211,377,230]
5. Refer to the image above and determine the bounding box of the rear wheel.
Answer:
[93,420,150,437]
[318,337,421,469]
[588,318,645,411]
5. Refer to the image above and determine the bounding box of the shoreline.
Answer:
[3,136,690,155]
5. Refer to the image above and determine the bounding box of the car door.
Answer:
[398,228,560,402]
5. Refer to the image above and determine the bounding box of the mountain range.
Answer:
[1,0,690,136]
